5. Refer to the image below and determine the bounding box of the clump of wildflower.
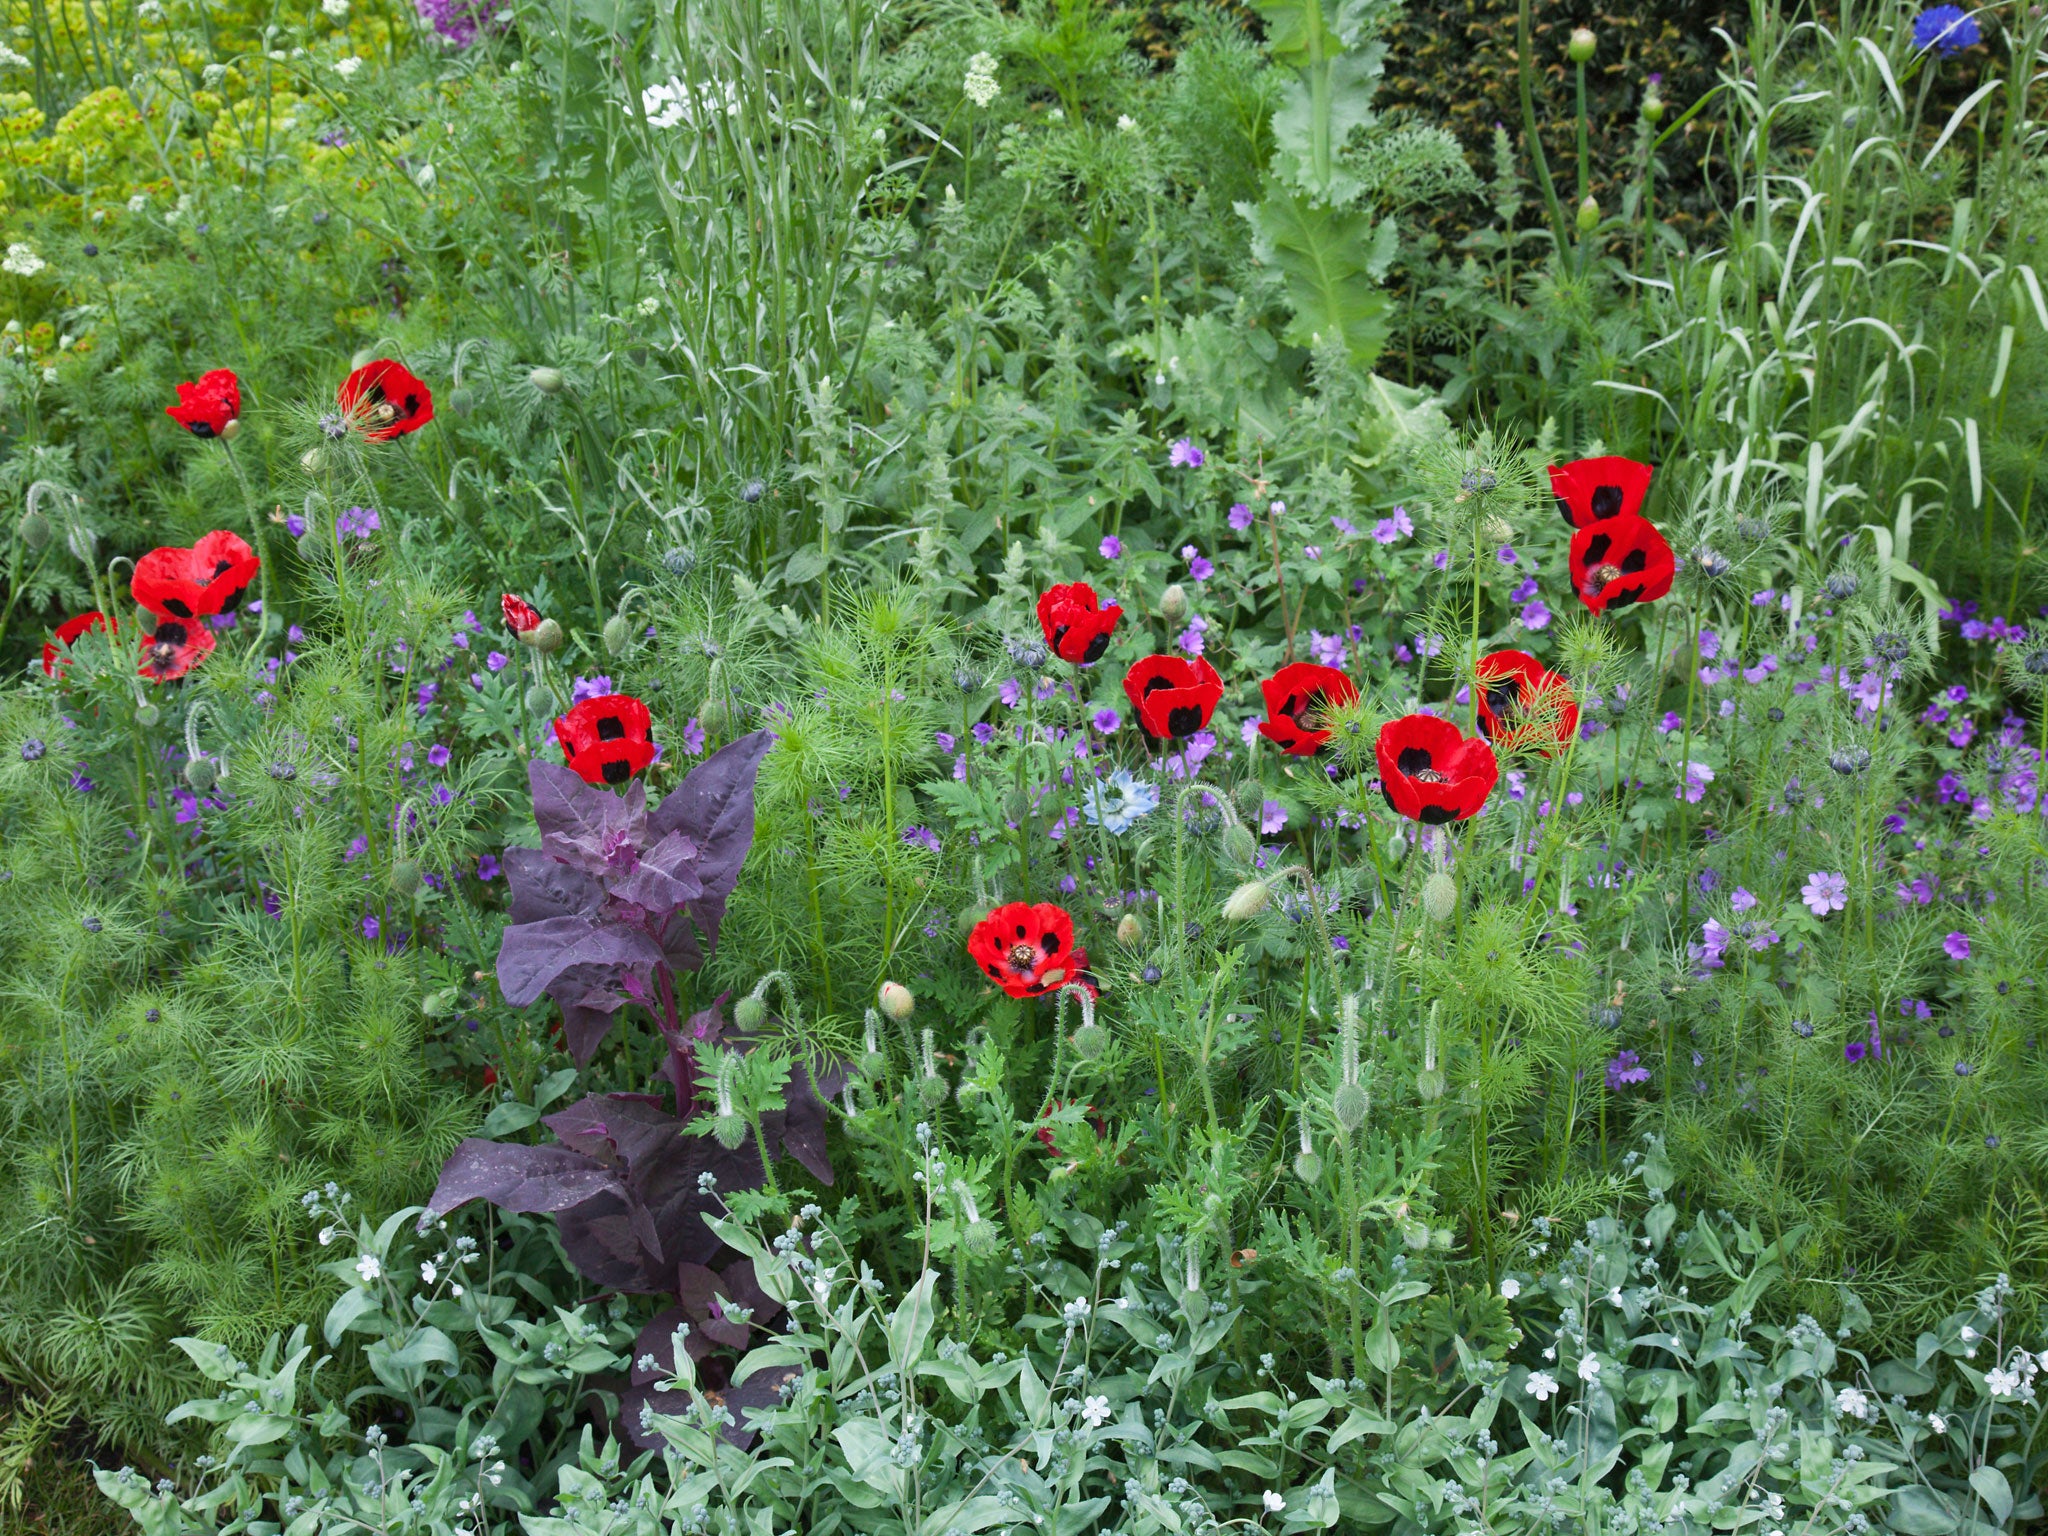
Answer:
[963,52,999,108]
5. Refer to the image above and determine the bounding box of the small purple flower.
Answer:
[1606,1050,1650,1090]
[1228,502,1255,532]
[1698,629,1720,660]
[1801,870,1848,917]
[427,743,452,768]
[682,717,707,756]
[999,678,1023,708]
[1093,707,1121,733]
[431,782,455,807]
[972,722,996,745]
[361,914,381,940]
[285,511,308,538]
[486,650,510,673]
[1181,544,1214,582]
[1431,549,1451,571]
[1100,534,1124,559]
[477,853,500,881]
[1260,799,1287,835]
[1372,506,1414,544]
[1943,930,1971,961]
[345,835,369,862]
[902,824,942,853]
[1176,615,1208,656]
[1519,599,1552,631]
[1912,4,1980,54]
[1510,576,1539,603]
[1308,629,1347,668]
[1496,545,1518,565]
[1168,438,1204,469]
[1730,887,1757,913]
[1677,761,1715,804]
[571,675,614,704]
[337,505,381,541]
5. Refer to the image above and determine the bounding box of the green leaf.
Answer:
[323,1285,385,1346]
[832,1417,903,1497]
[173,1337,242,1384]
[1968,1467,2013,1526]
[1362,1311,1399,1375]
[482,1099,542,1135]
[886,1270,938,1375]
[534,1066,581,1109]
[1019,1354,1050,1425]
[1890,1486,1960,1535]
[733,1343,808,1387]
[1238,192,1395,367]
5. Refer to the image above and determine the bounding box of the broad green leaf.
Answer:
[1968,1467,2012,1526]
[1890,1485,1959,1535]
[173,1337,242,1384]
[886,1270,938,1375]
[1238,192,1395,367]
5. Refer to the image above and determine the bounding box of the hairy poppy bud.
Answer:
[523,684,552,716]
[1071,1023,1106,1060]
[447,385,476,417]
[1222,823,1256,865]
[17,508,49,548]
[713,1113,748,1150]
[1332,1081,1369,1132]
[1401,1217,1431,1251]
[529,366,564,395]
[1415,1067,1446,1102]
[296,531,325,562]
[351,346,378,370]
[878,980,915,1021]
[1568,25,1596,60]
[1430,1226,1454,1251]
[603,613,632,656]
[1422,871,1458,923]
[521,617,564,653]
[1116,912,1142,946]
[219,417,241,442]
[962,1218,1001,1259]
[67,523,97,564]
[734,993,768,1031]
[135,702,160,728]
[390,859,421,896]
[1386,830,1408,863]
[132,605,158,637]
[1159,583,1188,624]
[184,757,217,792]
[1293,1147,1323,1183]
[956,904,987,939]
[699,691,731,735]
[918,1073,950,1109]
[1003,786,1032,823]
[422,988,454,1018]
[1221,880,1270,922]
[1577,195,1600,234]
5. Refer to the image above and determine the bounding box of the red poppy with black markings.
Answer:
[501,593,542,634]
[1034,1098,1107,1152]
[555,694,658,787]
[133,530,261,621]
[1122,654,1223,742]
[1375,713,1499,824]
[338,358,434,441]
[967,901,1080,999]
[1474,649,1579,755]
[42,610,114,678]
[1036,581,1121,666]
[1569,513,1674,613]
[138,617,216,684]
[165,368,242,439]
[1549,456,1654,530]
[1257,661,1359,756]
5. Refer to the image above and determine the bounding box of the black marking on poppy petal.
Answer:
[1080,631,1109,664]
[1591,484,1624,518]
[1042,931,1060,954]
[1608,587,1643,609]
[1620,549,1647,574]
[601,757,631,785]
[190,422,215,439]
[1165,704,1204,737]
[402,393,420,418]
[1051,623,1072,656]
[1483,678,1521,719]
[1015,922,1027,937]
[1582,533,1611,566]
[1142,674,1173,697]
[213,560,234,578]
[1555,496,1577,527]
[162,597,195,619]
[156,621,191,645]
[1381,783,1401,816]
[1418,803,1456,825]
[1278,691,1305,721]
[985,964,1002,979]
[596,716,626,741]
[1396,745,1433,776]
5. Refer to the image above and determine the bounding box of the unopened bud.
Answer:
[219,417,241,441]
[1071,1023,1107,1060]
[1159,583,1188,624]
[521,617,564,653]
[1004,786,1032,823]
[529,366,564,395]
[1221,880,1271,922]
[1422,871,1458,923]
[878,980,915,1022]
[713,1113,748,1150]
[134,605,158,635]
[700,691,731,735]
[17,509,49,548]
[734,993,768,1030]
[135,702,160,728]
[1293,1148,1323,1183]
[1221,823,1256,865]
[422,988,454,1018]
[1332,1081,1369,1133]
[301,447,324,474]
[1568,25,1596,61]
[1116,912,1142,946]
[390,858,421,897]
[1415,1067,1446,1102]
[1577,195,1600,234]
[662,546,696,578]
[603,613,632,656]
[918,1073,950,1110]
[524,684,553,716]
[962,1219,1001,1259]
[297,532,324,562]
[1401,1218,1431,1251]
[1429,1226,1454,1252]
[1642,84,1666,124]
[956,905,987,939]
[351,346,378,370]
[1386,831,1408,863]
[447,385,477,417]
[184,758,217,792]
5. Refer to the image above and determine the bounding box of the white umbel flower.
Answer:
[963,52,998,108]
[3,243,46,277]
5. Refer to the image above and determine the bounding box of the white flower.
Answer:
[637,295,660,316]
[1928,1413,1947,1434]
[355,1253,383,1284]
[0,43,30,68]
[137,0,164,17]
[413,162,436,189]
[963,52,998,109]
[1986,1366,2021,1398]
[1832,1386,1869,1418]
[1262,1490,1286,1513]
[201,61,228,87]
[1499,1278,1521,1300]
[1577,1356,1601,1382]
[335,55,363,78]
[1080,1394,1110,1429]
[1116,114,1136,132]
[127,193,148,213]
[41,366,56,384]
[3,243,46,277]
[420,1261,438,1284]
[1960,1325,1979,1343]
[450,1283,463,1297]
[318,1225,336,1246]
[322,0,350,15]
[1524,1371,1558,1402]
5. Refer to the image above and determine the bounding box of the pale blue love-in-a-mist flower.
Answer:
[1082,767,1160,835]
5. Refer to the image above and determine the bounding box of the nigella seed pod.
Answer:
[952,666,983,694]
[1142,964,1162,984]
[663,546,695,578]
[1767,707,1785,722]
[82,915,102,933]
[1116,912,1142,946]
[603,614,632,656]
[1873,632,1910,663]
[523,683,552,716]
[1823,572,1860,601]
[1422,871,1457,923]
[1737,515,1768,543]
[521,617,565,653]
[184,757,217,791]
[529,366,564,395]
[1331,1081,1369,1132]
[740,477,767,504]
[390,859,421,896]
[878,980,915,1021]
[135,703,161,727]
[1829,747,1871,775]
[17,509,49,548]
[1415,1067,1446,1101]
[1159,583,1188,624]
[2025,648,2048,676]
[1782,780,1805,807]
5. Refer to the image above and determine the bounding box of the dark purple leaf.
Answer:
[528,759,638,855]
[496,915,666,1009]
[501,845,603,924]
[647,730,775,951]
[657,993,729,1115]
[759,1061,845,1187]
[629,1304,712,1387]
[545,1093,677,1166]
[555,1191,669,1292]
[424,1139,623,1221]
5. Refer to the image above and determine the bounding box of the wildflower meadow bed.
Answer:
[0,0,2045,1530]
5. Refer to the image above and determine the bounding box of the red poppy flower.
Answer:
[338,358,434,441]
[501,593,542,634]
[1122,655,1223,742]
[133,530,261,620]
[1376,713,1498,824]
[165,368,242,438]
[42,610,114,678]
[1549,456,1654,529]
[1034,1099,1107,1152]
[554,694,657,787]
[138,617,216,684]
[1036,581,1121,666]
[1474,650,1579,755]
[967,901,1079,999]
[1256,661,1360,756]
[1569,513,1675,613]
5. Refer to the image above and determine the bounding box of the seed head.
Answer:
[1823,572,1860,601]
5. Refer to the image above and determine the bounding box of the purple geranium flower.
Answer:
[1228,502,1255,532]
[1100,534,1123,559]
[1168,438,1204,468]
[1606,1050,1650,1090]
[1943,930,1971,960]
[1801,870,1848,917]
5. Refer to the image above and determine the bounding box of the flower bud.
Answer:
[447,385,476,417]
[135,702,160,728]
[67,523,97,564]
[1293,1148,1323,1183]
[1577,195,1600,234]
[662,546,695,578]
[17,509,49,548]
[1221,880,1271,922]
[1332,1080,1369,1132]
[734,993,768,1031]
[219,417,241,442]
[421,988,454,1018]
[1415,1067,1446,1102]
[297,531,324,562]
[878,980,915,1022]
[1568,25,1596,61]
[1400,1217,1431,1251]
[184,757,217,792]
[1071,1023,1107,1060]
[1004,786,1032,823]
[1429,1226,1454,1252]
[1642,84,1665,124]
[956,904,987,939]
[713,1113,749,1150]
[351,346,378,370]
[603,613,632,656]
[1221,823,1257,865]
[700,690,731,735]
[918,1073,950,1110]
[1422,870,1458,923]
[523,683,553,716]
[390,858,421,897]
[1116,912,1142,946]
[521,617,564,653]
[962,1218,1002,1259]
[1159,583,1188,624]
[529,366,564,395]
[1386,830,1408,863]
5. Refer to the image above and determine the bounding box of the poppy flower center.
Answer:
[1592,562,1622,585]
[1410,767,1448,783]
[1007,942,1040,971]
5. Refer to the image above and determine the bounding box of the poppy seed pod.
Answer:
[1332,1080,1369,1132]
[529,366,564,395]
[734,993,768,1031]
[17,509,49,548]
[1422,871,1458,923]
[1116,912,1142,946]
[1222,880,1271,922]
[878,980,915,1022]
[1568,26,1596,60]
[1159,583,1188,623]
[520,617,564,653]
[390,858,421,896]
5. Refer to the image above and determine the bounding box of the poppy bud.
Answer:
[135,703,160,728]
[220,417,241,441]
[1116,912,1142,945]
[351,346,378,370]
[447,386,476,417]
[67,523,97,564]
[1222,823,1256,864]
[700,691,731,734]
[1386,831,1408,863]
[1415,1066,1446,1102]
[422,988,453,1018]
[17,509,49,548]
[878,980,915,1021]
[1293,1148,1323,1183]
[1422,871,1458,923]
[1159,583,1188,623]
[521,617,563,653]
[1577,195,1600,233]
[131,605,158,637]
[956,904,987,938]
[713,1113,748,1150]
[184,757,217,792]
[918,1073,950,1109]
[1568,25,1596,60]
[1071,1023,1106,1060]
[390,859,421,896]
[962,1218,1002,1259]
[1401,1217,1431,1251]
[529,366,564,395]
[603,613,632,656]
[1003,786,1031,823]
[1221,880,1270,921]
[297,532,324,562]
[734,993,768,1031]
[1332,1081,1369,1132]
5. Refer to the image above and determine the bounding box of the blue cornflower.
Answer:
[1082,768,1160,835]
[1912,4,1979,54]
